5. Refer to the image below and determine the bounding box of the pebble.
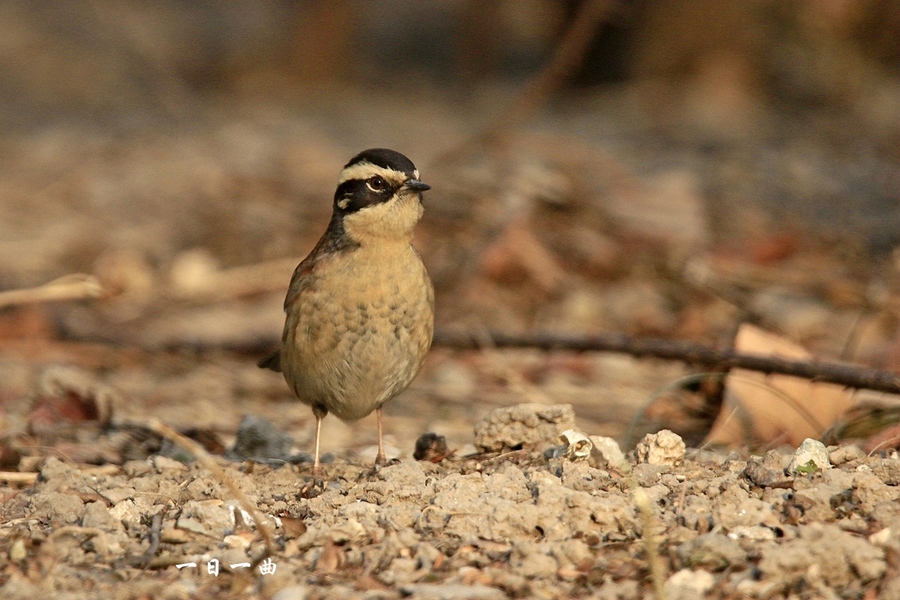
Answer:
[788,438,831,474]
[270,585,310,600]
[473,403,575,452]
[589,435,628,469]
[665,568,717,600]
[829,444,865,465]
[400,583,507,600]
[676,533,746,570]
[634,430,686,466]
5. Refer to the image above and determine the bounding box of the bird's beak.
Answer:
[403,179,431,193]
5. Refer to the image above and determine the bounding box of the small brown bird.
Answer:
[259,148,434,474]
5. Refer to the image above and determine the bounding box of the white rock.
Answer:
[665,568,716,600]
[728,525,777,541]
[634,430,686,466]
[869,527,892,547]
[589,435,628,470]
[788,438,831,474]
[271,585,310,600]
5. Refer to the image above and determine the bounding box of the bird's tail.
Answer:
[257,349,282,372]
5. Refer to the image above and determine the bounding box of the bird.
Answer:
[258,148,434,475]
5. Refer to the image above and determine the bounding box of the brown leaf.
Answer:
[354,574,389,591]
[479,221,564,294]
[279,515,307,539]
[315,538,344,574]
[706,324,854,446]
[29,366,116,429]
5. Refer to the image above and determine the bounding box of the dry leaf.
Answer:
[315,538,344,574]
[279,516,307,539]
[706,324,854,446]
[479,220,564,293]
[354,574,389,591]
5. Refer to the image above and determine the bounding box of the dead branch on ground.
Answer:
[432,329,900,395]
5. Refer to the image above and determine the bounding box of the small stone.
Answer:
[869,527,892,547]
[271,585,310,600]
[400,583,506,600]
[29,491,85,524]
[829,444,865,465]
[109,499,142,526]
[631,463,671,486]
[102,487,136,505]
[176,517,209,536]
[9,539,27,562]
[160,528,191,543]
[676,533,746,570]
[152,455,189,472]
[415,542,442,567]
[665,568,716,600]
[181,500,234,538]
[81,501,122,533]
[381,557,419,585]
[727,525,776,541]
[329,518,368,544]
[589,435,628,470]
[226,415,294,462]
[38,456,77,482]
[473,403,575,452]
[758,523,885,587]
[550,539,593,568]
[122,460,152,477]
[634,430,685,466]
[788,438,830,474]
[870,458,900,485]
[744,452,793,488]
[224,534,251,549]
[516,551,558,578]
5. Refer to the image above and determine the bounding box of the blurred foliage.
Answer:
[1,0,898,130]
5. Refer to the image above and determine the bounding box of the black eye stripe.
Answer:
[334,178,399,213]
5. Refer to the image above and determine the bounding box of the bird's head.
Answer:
[332,148,430,243]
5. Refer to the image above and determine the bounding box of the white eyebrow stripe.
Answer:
[337,161,409,185]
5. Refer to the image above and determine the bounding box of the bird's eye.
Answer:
[366,176,386,192]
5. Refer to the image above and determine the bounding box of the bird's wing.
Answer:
[259,217,357,371]
[283,252,319,312]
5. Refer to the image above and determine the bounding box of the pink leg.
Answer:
[312,414,323,477]
[376,406,386,465]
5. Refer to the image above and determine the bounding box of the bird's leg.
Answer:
[375,406,386,465]
[312,412,324,478]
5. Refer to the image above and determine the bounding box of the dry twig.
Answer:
[432,0,613,165]
[433,329,900,395]
[119,418,276,562]
[0,274,105,308]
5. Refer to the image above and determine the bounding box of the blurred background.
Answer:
[1,0,899,453]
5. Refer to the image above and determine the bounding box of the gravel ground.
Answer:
[1,399,900,599]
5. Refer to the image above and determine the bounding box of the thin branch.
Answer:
[432,0,613,166]
[0,274,105,308]
[432,330,900,395]
[480,0,612,139]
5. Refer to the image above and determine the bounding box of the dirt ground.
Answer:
[2,398,900,600]
[2,2,900,599]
